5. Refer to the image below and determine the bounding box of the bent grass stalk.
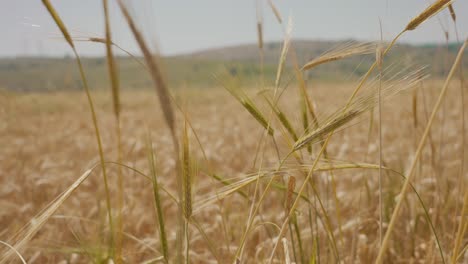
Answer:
[377,41,384,247]
[146,133,169,262]
[376,39,467,264]
[301,41,375,71]
[267,0,282,24]
[116,2,184,262]
[0,167,96,263]
[447,5,467,256]
[268,1,454,259]
[451,190,468,264]
[102,1,124,262]
[0,241,26,264]
[41,0,115,258]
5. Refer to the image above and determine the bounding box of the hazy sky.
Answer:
[1,0,467,57]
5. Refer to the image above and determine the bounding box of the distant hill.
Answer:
[0,39,466,91]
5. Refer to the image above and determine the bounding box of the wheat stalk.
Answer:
[285,176,296,214]
[405,0,452,31]
[275,17,293,87]
[117,0,176,136]
[376,38,467,264]
[41,1,115,258]
[448,4,456,22]
[116,2,186,262]
[41,0,74,48]
[293,64,425,151]
[0,168,95,263]
[220,73,275,135]
[146,132,169,262]
[102,1,124,262]
[0,241,26,264]
[255,0,264,51]
[268,0,282,23]
[182,121,192,220]
[302,41,375,71]
[265,97,298,141]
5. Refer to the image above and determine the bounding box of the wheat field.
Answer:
[0,0,467,263]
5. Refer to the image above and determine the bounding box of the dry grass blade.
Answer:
[268,136,340,263]
[405,0,452,31]
[83,37,148,70]
[285,176,296,214]
[412,88,418,127]
[116,2,183,261]
[0,241,26,264]
[376,38,467,264]
[102,1,123,262]
[0,168,95,263]
[282,238,291,264]
[451,190,468,264]
[103,0,120,118]
[302,41,375,71]
[268,0,283,23]
[292,50,319,152]
[256,0,263,50]
[182,119,192,264]
[257,23,263,50]
[41,0,115,258]
[448,4,456,22]
[41,0,74,48]
[275,17,293,87]
[182,120,192,220]
[146,133,169,262]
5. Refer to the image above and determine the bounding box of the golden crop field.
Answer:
[0,0,467,263]
[1,78,467,263]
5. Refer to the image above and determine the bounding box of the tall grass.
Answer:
[41,0,115,259]
[376,38,467,263]
[1,0,466,263]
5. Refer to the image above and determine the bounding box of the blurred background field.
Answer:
[1,0,467,263]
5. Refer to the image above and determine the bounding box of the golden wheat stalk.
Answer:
[117,0,176,135]
[102,5,120,117]
[405,0,452,31]
[376,38,467,264]
[146,133,169,261]
[241,98,274,135]
[268,0,283,23]
[302,41,375,71]
[181,119,192,264]
[220,73,274,135]
[293,65,425,151]
[41,0,74,48]
[448,4,456,22]
[102,1,124,262]
[285,176,296,214]
[116,2,184,262]
[80,37,148,70]
[275,16,293,87]
[182,120,192,220]
[0,168,95,263]
[256,23,263,50]
[256,0,263,50]
[41,1,115,258]
[0,241,26,264]
[265,97,298,141]
[451,190,467,264]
